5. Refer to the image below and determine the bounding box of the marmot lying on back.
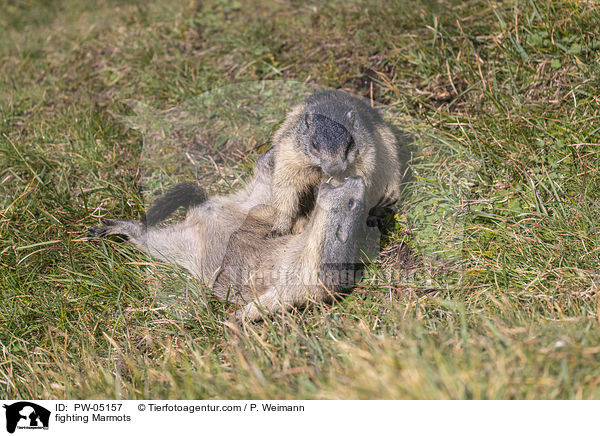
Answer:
[268,90,401,235]
[214,176,366,319]
[89,157,368,320]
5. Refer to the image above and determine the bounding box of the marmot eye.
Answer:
[311,141,318,150]
[348,198,356,210]
[346,138,355,157]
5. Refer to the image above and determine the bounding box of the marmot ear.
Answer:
[346,110,356,128]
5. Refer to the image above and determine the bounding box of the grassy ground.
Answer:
[1,0,599,399]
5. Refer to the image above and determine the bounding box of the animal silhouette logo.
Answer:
[3,402,50,434]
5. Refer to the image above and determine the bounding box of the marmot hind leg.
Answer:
[88,218,145,241]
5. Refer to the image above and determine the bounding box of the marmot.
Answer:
[269,90,401,235]
[214,176,366,319]
[89,160,368,319]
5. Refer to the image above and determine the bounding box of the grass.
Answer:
[0,0,599,399]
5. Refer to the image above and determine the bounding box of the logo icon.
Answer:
[3,402,50,434]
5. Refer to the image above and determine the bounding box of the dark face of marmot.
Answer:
[293,103,360,178]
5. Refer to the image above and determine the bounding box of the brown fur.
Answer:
[89,162,368,320]
[269,90,402,235]
[214,176,367,319]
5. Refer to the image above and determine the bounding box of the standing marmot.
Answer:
[269,90,401,235]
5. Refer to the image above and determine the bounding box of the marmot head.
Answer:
[292,91,379,177]
[316,176,365,214]
[316,176,366,246]
[315,176,367,285]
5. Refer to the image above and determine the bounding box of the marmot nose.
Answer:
[336,225,349,243]
[322,165,338,177]
[322,161,346,177]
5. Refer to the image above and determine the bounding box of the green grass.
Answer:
[0,0,599,399]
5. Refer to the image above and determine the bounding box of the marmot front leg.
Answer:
[270,180,301,236]
[270,165,320,236]
[366,205,387,230]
